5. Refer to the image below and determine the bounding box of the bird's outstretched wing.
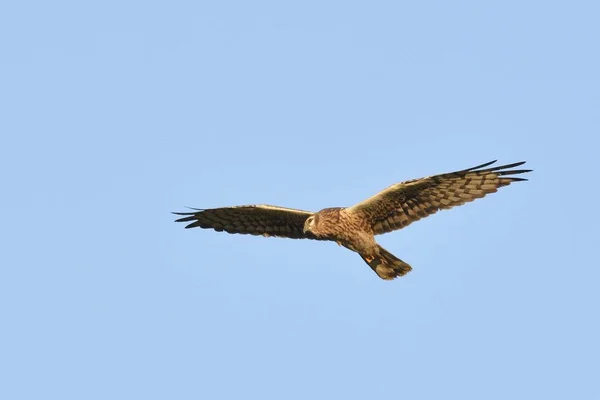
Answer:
[346,161,532,235]
[173,204,325,240]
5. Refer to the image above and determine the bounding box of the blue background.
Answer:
[1,1,598,399]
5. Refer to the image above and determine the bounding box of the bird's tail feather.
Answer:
[360,245,412,280]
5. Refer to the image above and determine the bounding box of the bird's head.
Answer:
[303,215,318,235]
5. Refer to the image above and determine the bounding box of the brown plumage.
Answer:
[174,160,531,280]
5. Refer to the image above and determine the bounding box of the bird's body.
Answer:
[302,207,411,278]
[174,160,531,280]
[308,207,374,251]
[304,208,370,251]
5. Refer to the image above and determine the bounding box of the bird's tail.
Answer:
[360,245,412,280]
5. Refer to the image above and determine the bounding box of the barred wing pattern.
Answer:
[173,204,324,240]
[346,161,531,235]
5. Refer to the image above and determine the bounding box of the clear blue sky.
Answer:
[1,1,598,399]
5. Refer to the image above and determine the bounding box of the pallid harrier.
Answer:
[174,160,531,280]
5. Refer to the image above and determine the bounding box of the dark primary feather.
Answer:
[173,204,325,240]
[346,160,532,235]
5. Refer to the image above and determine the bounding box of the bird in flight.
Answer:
[174,160,531,280]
